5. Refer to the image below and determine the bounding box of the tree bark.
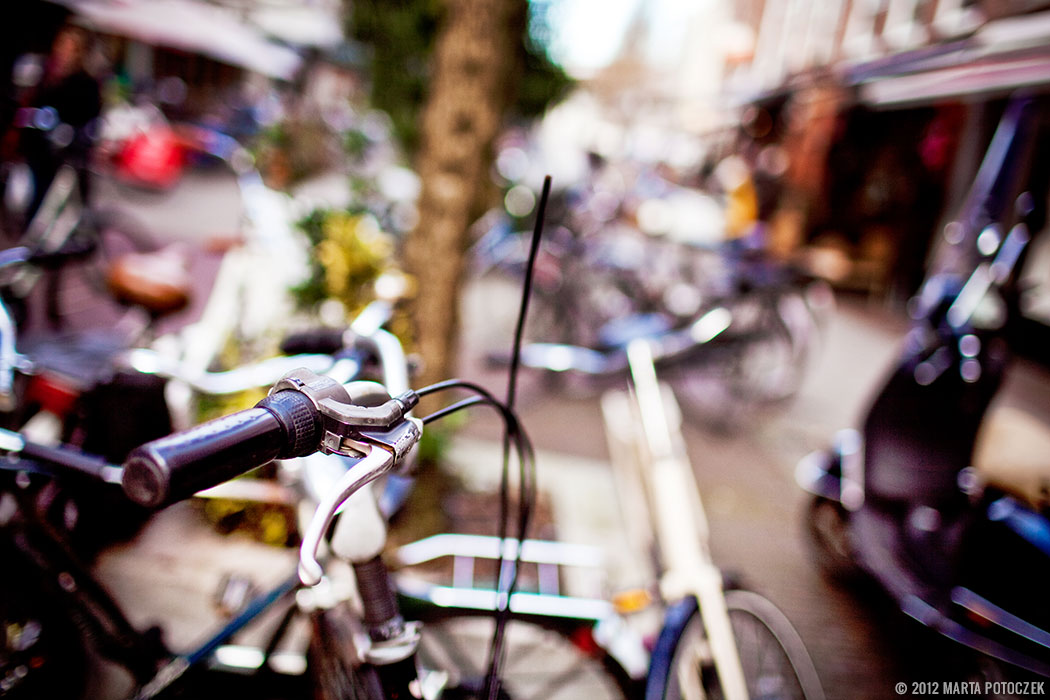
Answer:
[406,0,521,400]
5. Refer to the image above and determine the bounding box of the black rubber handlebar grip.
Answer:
[279,328,345,356]
[122,390,320,508]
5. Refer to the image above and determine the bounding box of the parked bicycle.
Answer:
[0,131,347,551]
[1,159,163,332]
[470,205,831,423]
[0,257,429,544]
[0,365,648,699]
[602,338,825,700]
[3,171,827,700]
[1,184,649,698]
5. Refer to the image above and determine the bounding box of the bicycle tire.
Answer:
[722,300,807,406]
[415,613,636,700]
[307,606,378,700]
[649,590,824,700]
[665,305,805,432]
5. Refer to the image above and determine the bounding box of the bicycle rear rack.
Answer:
[392,533,612,621]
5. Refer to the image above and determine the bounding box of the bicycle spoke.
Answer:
[420,620,483,680]
[420,617,629,700]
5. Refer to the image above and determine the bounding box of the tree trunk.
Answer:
[406,0,521,401]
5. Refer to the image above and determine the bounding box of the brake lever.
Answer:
[297,419,423,587]
[269,368,423,585]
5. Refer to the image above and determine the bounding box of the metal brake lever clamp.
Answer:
[270,368,419,458]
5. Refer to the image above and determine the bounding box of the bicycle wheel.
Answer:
[652,590,824,700]
[667,305,806,432]
[416,614,635,700]
[723,302,807,406]
[307,606,378,700]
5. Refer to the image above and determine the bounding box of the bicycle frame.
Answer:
[0,427,308,694]
[2,421,436,699]
[0,295,426,698]
[4,165,84,298]
[602,338,749,700]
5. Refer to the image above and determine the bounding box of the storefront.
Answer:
[767,8,1050,361]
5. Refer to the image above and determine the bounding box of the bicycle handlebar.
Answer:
[0,428,122,484]
[123,299,403,398]
[121,369,421,509]
[279,328,347,356]
[122,389,320,508]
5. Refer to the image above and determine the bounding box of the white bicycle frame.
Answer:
[602,338,749,700]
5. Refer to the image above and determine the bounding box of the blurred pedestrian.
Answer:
[15,24,101,225]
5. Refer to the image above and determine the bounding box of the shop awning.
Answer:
[58,0,303,79]
[852,10,1050,107]
[250,3,343,49]
[860,52,1050,106]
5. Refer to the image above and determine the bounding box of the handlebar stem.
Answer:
[362,328,411,397]
[349,299,395,339]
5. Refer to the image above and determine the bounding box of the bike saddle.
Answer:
[973,405,1050,512]
[106,245,192,316]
